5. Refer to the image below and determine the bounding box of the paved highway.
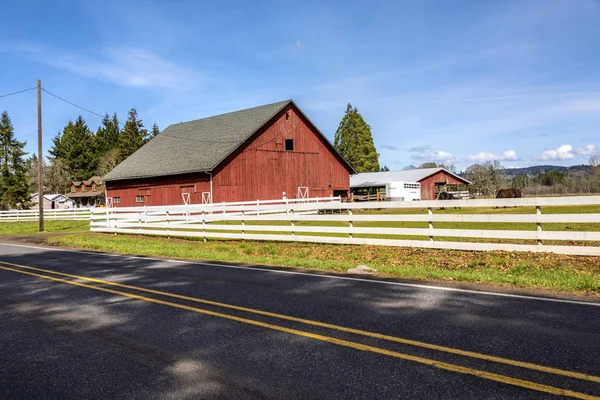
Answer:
[0,242,599,399]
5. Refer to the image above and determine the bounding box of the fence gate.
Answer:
[297,186,309,200]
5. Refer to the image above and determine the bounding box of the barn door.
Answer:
[202,192,212,204]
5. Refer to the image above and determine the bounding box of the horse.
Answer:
[437,191,458,200]
[496,188,522,198]
[437,192,459,210]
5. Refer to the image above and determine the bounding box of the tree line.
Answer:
[0,108,158,210]
[34,108,159,194]
[462,159,600,197]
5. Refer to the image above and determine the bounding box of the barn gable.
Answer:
[104,100,352,182]
[104,100,354,206]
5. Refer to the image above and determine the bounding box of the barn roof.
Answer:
[350,168,471,188]
[104,100,352,182]
[31,193,71,202]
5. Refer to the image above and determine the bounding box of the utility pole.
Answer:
[37,79,44,232]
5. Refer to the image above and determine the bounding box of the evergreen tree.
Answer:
[55,116,97,180]
[49,132,65,160]
[117,108,147,163]
[333,103,379,172]
[95,112,120,155]
[150,123,160,140]
[380,165,390,171]
[0,111,30,210]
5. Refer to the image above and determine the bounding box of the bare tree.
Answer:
[45,158,72,194]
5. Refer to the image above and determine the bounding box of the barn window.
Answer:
[114,197,121,204]
[136,195,144,203]
[71,186,75,192]
[285,139,294,151]
[92,184,96,192]
[81,185,86,193]
[285,112,290,120]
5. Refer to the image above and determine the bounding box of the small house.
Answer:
[67,176,104,206]
[30,193,74,210]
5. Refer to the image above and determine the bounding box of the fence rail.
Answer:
[0,208,92,222]
[89,195,600,256]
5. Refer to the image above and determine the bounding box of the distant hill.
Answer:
[502,164,590,177]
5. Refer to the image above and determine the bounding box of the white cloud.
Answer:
[408,145,454,162]
[5,44,205,90]
[576,144,595,156]
[539,144,575,161]
[538,144,596,161]
[468,150,518,162]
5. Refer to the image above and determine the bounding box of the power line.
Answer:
[0,87,36,99]
[41,88,104,118]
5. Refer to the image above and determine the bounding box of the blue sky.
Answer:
[1,0,599,171]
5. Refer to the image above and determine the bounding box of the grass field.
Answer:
[46,233,600,294]
[0,220,89,236]
[3,204,600,294]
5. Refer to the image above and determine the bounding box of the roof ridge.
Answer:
[166,99,292,129]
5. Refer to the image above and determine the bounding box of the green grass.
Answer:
[46,233,600,294]
[5,205,599,294]
[0,220,90,236]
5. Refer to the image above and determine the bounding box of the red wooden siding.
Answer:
[418,171,469,200]
[106,104,352,206]
[106,173,211,208]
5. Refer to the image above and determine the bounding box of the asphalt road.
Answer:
[0,243,599,399]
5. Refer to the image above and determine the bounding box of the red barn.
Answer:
[350,168,471,200]
[104,100,354,207]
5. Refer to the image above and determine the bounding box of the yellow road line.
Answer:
[0,264,598,400]
[1,260,598,385]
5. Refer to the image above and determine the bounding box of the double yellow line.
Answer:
[1,260,598,399]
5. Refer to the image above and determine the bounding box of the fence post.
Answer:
[242,210,246,240]
[166,210,170,238]
[202,209,207,242]
[138,210,142,234]
[349,209,353,239]
[256,199,260,216]
[536,205,543,246]
[291,207,295,239]
[428,207,434,241]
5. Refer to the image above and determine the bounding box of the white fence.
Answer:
[90,196,600,256]
[0,208,92,222]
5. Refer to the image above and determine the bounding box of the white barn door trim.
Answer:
[297,186,309,201]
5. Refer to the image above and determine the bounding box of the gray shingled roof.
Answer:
[104,100,293,182]
[351,168,471,188]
